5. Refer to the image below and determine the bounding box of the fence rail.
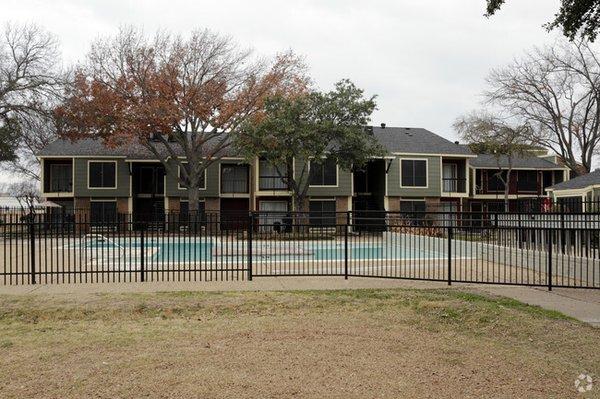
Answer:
[0,211,598,289]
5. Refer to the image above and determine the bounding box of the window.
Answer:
[487,170,507,192]
[179,201,206,215]
[178,164,206,190]
[48,163,72,192]
[517,170,538,192]
[439,202,458,227]
[88,162,116,188]
[309,159,337,186]
[309,200,336,226]
[221,164,249,193]
[557,197,583,213]
[90,201,117,225]
[258,201,290,232]
[400,200,426,224]
[259,159,288,190]
[401,160,427,187]
[179,201,206,224]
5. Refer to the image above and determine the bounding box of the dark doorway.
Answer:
[353,159,386,231]
[131,163,165,196]
[133,198,165,229]
[220,198,249,230]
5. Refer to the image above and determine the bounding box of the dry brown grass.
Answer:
[0,289,598,398]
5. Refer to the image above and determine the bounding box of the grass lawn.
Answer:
[0,289,598,398]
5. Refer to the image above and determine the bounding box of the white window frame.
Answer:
[87,160,118,190]
[178,163,207,190]
[308,159,339,188]
[399,158,428,189]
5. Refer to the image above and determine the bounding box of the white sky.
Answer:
[1,0,563,182]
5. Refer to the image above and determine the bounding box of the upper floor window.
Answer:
[401,159,427,187]
[221,164,249,193]
[178,163,206,190]
[88,161,116,189]
[47,163,72,192]
[259,159,288,190]
[309,158,337,186]
[487,170,507,192]
[517,170,538,192]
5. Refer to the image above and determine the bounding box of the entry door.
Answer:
[259,201,288,232]
[442,164,457,192]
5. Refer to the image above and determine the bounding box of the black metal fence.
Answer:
[1,210,599,289]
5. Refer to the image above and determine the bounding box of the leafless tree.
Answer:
[485,40,600,175]
[0,23,65,180]
[454,112,533,211]
[7,180,41,216]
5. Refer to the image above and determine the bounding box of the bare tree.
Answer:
[57,27,307,212]
[0,23,65,179]
[485,40,600,175]
[7,180,41,217]
[454,112,532,211]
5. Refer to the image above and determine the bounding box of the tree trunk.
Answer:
[187,181,200,233]
[504,169,512,212]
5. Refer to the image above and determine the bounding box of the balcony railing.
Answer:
[442,178,466,193]
[221,179,249,194]
[47,178,73,193]
[259,176,288,190]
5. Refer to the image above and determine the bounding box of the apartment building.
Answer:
[37,125,569,226]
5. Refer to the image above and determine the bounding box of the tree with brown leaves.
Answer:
[57,27,308,212]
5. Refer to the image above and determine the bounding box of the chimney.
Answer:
[380,123,386,129]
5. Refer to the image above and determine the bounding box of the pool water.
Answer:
[81,239,444,262]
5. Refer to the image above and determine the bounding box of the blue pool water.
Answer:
[81,239,444,262]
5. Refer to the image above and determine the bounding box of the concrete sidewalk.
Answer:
[1,277,599,327]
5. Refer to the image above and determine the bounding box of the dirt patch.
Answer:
[0,289,598,398]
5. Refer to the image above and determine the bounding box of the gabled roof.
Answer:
[39,126,475,159]
[469,154,565,170]
[37,137,235,158]
[548,169,600,191]
[371,126,473,156]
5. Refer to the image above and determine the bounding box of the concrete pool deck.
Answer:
[0,276,598,327]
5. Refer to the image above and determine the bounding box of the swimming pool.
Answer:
[78,236,446,263]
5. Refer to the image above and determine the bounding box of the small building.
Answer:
[546,169,600,212]
[466,153,569,213]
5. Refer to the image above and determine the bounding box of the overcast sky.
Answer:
[1,0,562,181]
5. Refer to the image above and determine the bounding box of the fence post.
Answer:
[447,226,452,286]
[28,215,36,285]
[344,211,350,279]
[140,223,145,282]
[248,212,253,281]
[547,229,553,291]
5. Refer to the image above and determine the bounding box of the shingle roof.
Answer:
[37,137,235,158]
[469,154,564,169]
[371,126,473,156]
[38,126,475,158]
[548,169,600,191]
